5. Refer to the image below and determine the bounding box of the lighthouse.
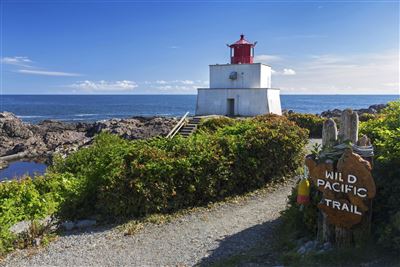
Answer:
[196,34,282,116]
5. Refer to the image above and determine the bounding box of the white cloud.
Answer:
[1,56,32,67]
[3,56,82,77]
[254,54,283,63]
[69,80,138,91]
[143,79,208,93]
[271,68,296,75]
[17,69,81,77]
[180,80,194,85]
[383,82,399,87]
[282,68,296,75]
[155,80,168,84]
[273,50,399,94]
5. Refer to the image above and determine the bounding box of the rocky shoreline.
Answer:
[0,112,178,168]
[0,103,389,170]
[319,103,388,118]
[283,103,388,117]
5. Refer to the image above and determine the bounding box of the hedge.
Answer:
[0,115,308,255]
[53,115,308,219]
[360,100,400,251]
[197,116,235,132]
[285,113,324,138]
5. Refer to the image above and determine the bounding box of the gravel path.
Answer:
[1,180,295,267]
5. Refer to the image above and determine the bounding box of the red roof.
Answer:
[230,34,254,46]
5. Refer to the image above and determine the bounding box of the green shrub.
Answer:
[197,116,235,132]
[0,173,66,255]
[52,115,308,220]
[359,113,376,122]
[285,113,324,138]
[360,100,400,251]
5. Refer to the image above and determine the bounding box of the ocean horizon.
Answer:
[1,94,398,124]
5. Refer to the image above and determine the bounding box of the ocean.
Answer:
[0,94,398,123]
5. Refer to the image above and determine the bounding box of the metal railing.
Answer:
[166,112,189,139]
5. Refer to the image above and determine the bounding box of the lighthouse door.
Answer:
[227,98,235,117]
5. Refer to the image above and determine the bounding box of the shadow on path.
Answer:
[198,218,282,266]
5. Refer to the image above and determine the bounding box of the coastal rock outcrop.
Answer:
[0,112,38,157]
[0,112,178,160]
[320,104,388,118]
[87,117,177,140]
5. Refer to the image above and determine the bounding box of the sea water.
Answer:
[1,94,398,124]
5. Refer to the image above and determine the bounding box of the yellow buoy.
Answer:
[297,178,310,205]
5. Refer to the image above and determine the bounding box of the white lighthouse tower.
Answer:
[196,34,282,116]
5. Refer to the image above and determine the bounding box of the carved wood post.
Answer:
[336,110,359,247]
[322,118,337,148]
[318,119,338,242]
[307,109,375,248]
[339,109,359,144]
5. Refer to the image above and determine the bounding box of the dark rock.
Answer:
[7,143,27,155]
[369,104,387,112]
[86,117,177,139]
[0,112,33,138]
[320,103,388,118]
[0,112,178,160]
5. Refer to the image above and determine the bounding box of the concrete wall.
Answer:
[209,63,271,89]
[267,89,282,115]
[196,88,281,116]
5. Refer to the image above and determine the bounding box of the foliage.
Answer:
[358,113,377,122]
[0,173,67,255]
[51,115,308,220]
[285,113,324,138]
[197,116,235,132]
[360,100,400,251]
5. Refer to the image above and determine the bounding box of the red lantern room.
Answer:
[228,34,256,64]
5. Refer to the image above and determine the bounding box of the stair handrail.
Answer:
[166,112,189,138]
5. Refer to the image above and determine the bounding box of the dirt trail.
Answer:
[2,180,295,267]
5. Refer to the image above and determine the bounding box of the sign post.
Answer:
[305,110,375,247]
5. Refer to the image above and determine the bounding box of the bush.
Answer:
[360,100,400,251]
[285,113,324,138]
[52,115,308,220]
[359,113,377,122]
[197,116,235,132]
[0,173,66,255]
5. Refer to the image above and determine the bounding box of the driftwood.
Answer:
[322,118,337,148]
[339,109,359,144]
[0,151,30,162]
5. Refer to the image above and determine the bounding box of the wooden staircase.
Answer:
[177,117,202,138]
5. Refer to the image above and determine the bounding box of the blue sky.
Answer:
[1,0,399,95]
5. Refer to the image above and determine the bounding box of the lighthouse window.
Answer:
[229,71,238,80]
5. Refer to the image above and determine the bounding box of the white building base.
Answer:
[196,88,282,116]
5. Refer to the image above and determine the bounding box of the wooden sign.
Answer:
[305,149,376,228]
